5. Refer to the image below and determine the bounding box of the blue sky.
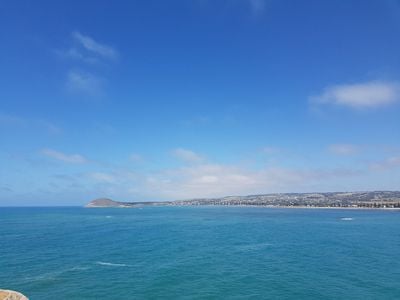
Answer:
[1,0,400,205]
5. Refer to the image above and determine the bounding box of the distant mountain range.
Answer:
[86,191,400,208]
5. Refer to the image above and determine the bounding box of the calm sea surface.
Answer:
[1,206,399,299]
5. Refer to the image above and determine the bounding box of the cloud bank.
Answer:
[81,149,361,201]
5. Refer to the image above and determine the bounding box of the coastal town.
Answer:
[87,191,400,209]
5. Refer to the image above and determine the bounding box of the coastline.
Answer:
[264,205,400,210]
[173,205,400,210]
[86,192,400,210]
[85,204,400,210]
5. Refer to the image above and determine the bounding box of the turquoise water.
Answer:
[1,207,400,299]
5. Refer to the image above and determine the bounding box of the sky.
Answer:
[1,0,400,206]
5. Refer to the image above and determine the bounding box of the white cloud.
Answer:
[72,32,118,60]
[311,81,400,109]
[66,70,104,96]
[173,148,204,164]
[328,144,359,156]
[41,148,88,164]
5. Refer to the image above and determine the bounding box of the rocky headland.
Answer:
[85,198,127,208]
[85,198,171,208]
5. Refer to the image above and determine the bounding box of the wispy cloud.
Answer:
[172,148,205,164]
[0,112,26,126]
[37,120,62,135]
[89,172,117,183]
[62,47,99,64]
[66,70,104,96]
[71,31,118,61]
[310,81,400,109]
[0,112,61,134]
[370,156,400,171]
[328,144,359,156]
[194,0,268,16]
[59,32,119,97]
[247,0,267,14]
[41,148,88,164]
[262,146,283,155]
[129,153,144,163]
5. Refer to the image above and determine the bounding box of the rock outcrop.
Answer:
[0,290,28,300]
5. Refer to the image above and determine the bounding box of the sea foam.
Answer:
[96,261,131,267]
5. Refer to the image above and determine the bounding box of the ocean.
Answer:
[1,206,399,299]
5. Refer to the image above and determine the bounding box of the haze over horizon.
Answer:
[1,0,400,206]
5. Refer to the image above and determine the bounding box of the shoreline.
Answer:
[172,205,400,210]
[261,205,400,210]
[85,204,400,210]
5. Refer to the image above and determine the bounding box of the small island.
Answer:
[86,191,400,209]
[86,198,172,208]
